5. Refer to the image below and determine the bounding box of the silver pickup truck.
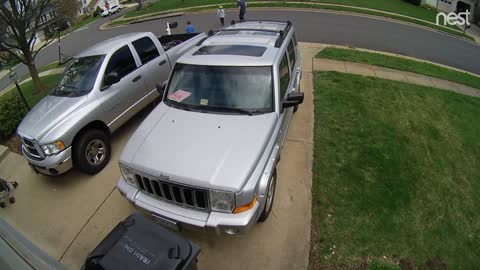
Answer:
[117,21,304,234]
[17,32,206,176]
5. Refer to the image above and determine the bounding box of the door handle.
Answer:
[132,75,142,82]
[159,60,167,66]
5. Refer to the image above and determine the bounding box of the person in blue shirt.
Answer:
[185,21,195,33]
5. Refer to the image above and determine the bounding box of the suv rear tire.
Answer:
[73,129,111,175]
[258,168,277,222]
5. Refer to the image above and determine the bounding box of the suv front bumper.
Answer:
[117,177,261,235]
[23,146,73,176]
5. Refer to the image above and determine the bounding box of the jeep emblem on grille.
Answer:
[158,174,170,182]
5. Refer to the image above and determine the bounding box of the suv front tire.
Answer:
[258,168,277,222]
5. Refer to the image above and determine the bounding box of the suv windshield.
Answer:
[165,64,273,114]
[50,55,105,97]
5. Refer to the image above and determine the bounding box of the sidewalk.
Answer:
[466,23,480,44]
[313,57,480,98]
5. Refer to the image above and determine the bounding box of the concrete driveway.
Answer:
[0,43,316,270]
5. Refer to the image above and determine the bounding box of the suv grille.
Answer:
[135,174,209,211]
[20,137,43,160]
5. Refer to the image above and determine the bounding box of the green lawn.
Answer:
[17,74,60,107]
[311,71,480,269]
[70,16,100,32]
[316,48,480,89]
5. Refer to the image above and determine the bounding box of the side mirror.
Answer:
[282,92,304,109]
[169,21,178,29]
[104,72,120,86]
[156,81,167,101]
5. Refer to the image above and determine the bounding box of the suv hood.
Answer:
[121,104,277,193]
[17,95,88,141]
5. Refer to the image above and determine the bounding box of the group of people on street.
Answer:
[185,0,248,33]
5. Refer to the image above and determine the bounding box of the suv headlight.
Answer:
[209,190,235,213]
[120,165,137,187]
[41,141,65,155]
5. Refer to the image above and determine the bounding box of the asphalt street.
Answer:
[2,8,479,91]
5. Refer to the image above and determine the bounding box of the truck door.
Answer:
[131,36,170,102]
[97,44,146,131]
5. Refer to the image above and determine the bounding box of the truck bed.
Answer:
[158,33,201,51]
[159,32,207,67]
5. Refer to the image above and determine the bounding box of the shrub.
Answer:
[404,0,421,6]
[93,6,102,17]
[0,92,28,139]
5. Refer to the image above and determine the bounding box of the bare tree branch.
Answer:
[0,0,59,92]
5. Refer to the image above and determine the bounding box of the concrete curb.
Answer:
[99,12,184,30]
[0,145,9,162]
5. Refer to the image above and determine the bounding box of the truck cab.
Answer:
[117,21,303,234]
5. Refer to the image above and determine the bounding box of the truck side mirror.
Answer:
[282,92,304,109]
[169,21,178,29]
[104,72,120,86]
[156,81,167,101]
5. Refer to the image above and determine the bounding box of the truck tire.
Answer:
[258,168,277,222]
[73,129,111,175]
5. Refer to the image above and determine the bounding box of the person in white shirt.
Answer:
[217,6,225,26]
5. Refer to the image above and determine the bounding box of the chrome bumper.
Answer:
[117,177,260,235]
[23,146,73,176]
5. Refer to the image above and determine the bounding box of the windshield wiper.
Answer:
[205,106,254,116]
[170,101,194,111]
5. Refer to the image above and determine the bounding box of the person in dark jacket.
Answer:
[237,0,246,21]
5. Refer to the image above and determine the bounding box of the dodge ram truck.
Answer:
[117,21,303,234]
[17,31,206,175]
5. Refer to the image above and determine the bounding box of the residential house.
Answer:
[425,0,478,22]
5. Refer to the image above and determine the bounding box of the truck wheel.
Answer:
[73,129,111,175]
[258,168,277,222]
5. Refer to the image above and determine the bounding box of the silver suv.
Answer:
[117,21,303,234]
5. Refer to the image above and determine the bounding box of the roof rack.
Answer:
[197,20,292,47]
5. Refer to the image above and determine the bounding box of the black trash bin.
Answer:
[83,213,200,270]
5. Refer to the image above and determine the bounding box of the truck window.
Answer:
[279,52,290,100]
[132,37,160,65]
[287,39,296,73]
[104,45,137,80]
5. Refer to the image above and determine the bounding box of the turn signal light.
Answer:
[233,196,256,214]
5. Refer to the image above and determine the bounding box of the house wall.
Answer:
[424,0,476,21]
[78,0,94,16]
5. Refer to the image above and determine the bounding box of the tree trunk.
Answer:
[24,51,43,94]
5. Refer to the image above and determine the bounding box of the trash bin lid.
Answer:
[86,213,197,270]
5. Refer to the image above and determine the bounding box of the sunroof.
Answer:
[193,45,267,57]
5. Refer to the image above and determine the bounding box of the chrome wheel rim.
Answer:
[85,139,106,166]
[266,174,276,212]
